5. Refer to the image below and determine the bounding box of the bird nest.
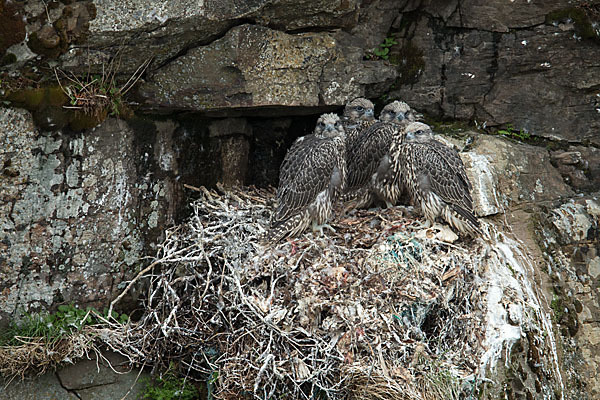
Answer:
[104,185,489,399]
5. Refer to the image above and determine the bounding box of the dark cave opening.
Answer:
[124,111,333,225]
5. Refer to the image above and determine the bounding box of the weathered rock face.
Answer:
[389,1,600,144]
[535,196,600,398]
[0,107,317,323]
[0,109,180,324]
[461,134,573,216]
[0,350,149,400]
[138,24,396,114]
[551,146,600,193]
[2,0,399,115]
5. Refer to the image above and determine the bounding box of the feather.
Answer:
[267,113,346,242]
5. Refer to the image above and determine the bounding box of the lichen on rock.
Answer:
[0,109,174,324]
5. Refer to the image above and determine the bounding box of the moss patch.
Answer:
[3,84,115,132]
[5,86,68,109]
[424,118,475,137]
[140,364,201,400]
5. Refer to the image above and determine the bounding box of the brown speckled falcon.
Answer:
[342,100,417,210]
[378,100,418,125]
[341,97,375,149]
[267,113,346,242]
[391,122,481,237]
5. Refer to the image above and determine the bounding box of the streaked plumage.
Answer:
[343,100,416,209]
[341,98,375,149]
[267,113,346,242]
[391,122,481,237]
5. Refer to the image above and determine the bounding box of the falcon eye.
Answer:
[318,121,325,128]
[417,130,423,134]
[334,121,341,127]
[355,106,364,111]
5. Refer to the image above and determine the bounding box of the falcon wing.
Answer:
[415,144,474,213]
[343,120,374,149]
[346,122,401,191]
[430,140,472,191]
[273,136,339,224]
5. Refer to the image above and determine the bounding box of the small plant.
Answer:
[0,305,130,379]
[54,55,151,120]
[497,124,531,141]
[142,363,199,400]
[550,293,565,323]
[0,305,129,346]
[369,36,398,60]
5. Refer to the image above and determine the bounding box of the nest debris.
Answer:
[103,185,488,399]
[1,185,563,399]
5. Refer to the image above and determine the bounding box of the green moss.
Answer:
[546,7,600,41]
[425,119,473,137]
[47,86,69,106]
[69,109,108,131]
[550,293,565,323]
[6,87,46,108]
[550,288,579,336]
[3,83,121,132]
[6,86,68,110]
[141,363,200,400]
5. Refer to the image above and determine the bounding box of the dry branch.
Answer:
[107,186,486,399]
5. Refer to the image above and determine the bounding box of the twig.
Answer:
[108,260,160,318]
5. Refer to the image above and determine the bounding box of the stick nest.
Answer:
[1,186,491,398]
[111,185,488,399]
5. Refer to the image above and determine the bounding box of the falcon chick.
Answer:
[341,97,375,149]
[391,122,481,237]
[343,100,417,210]
[378,100,417,125]
[267,113,346,242]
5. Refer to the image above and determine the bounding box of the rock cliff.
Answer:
[0,0,599,399]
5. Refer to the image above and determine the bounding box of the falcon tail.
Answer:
[264,213,306,243]
[449,204,482,237]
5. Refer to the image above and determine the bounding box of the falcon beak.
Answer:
[397,113,405,121]
[365,109,374,119]
[325,124,335,132]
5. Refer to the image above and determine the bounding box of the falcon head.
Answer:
[379,100,413,123]
[404,122,434,143]
[343,97,375,122]
[315,113,345,139]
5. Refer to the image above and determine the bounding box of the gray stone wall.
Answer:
[389,0,600,145]
[0,109,180,324]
